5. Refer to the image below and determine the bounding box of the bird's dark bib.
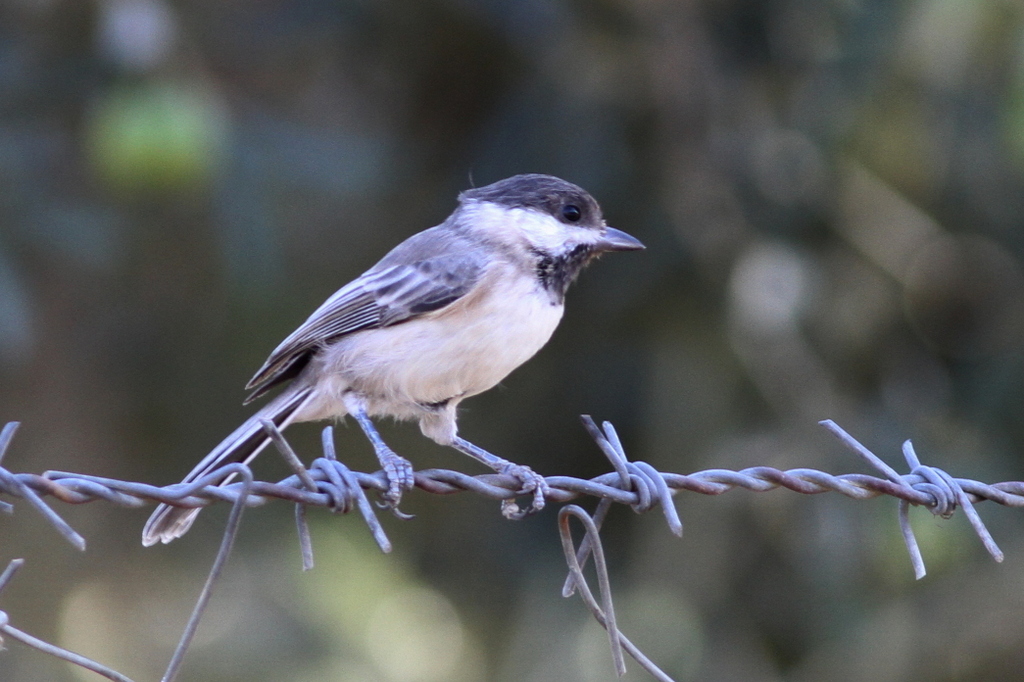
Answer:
[534,244,595,303]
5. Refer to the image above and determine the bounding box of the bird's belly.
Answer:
[319,281,564,415]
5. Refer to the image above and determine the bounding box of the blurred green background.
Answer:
[3,0,1024,680]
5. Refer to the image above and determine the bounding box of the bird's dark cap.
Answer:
[460,174,604,229]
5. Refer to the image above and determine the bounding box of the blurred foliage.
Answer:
[86,81,228,193]
[4,0,1024,680]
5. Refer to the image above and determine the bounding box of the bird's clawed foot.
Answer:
[449,436,549,519]
[498,463,550,520]
[346,402,416,517]
[377,446,415,516]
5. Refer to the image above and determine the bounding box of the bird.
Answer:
[142,173,644,545]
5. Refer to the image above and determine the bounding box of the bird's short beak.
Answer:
[595,226,645,252]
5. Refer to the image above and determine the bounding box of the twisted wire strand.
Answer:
[1,417,1021,682]
[0,417,1019,571]
[7,444,1023,546]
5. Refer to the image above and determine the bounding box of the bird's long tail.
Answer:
[142,386,314,546]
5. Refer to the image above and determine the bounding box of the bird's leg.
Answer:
[347,404,415,509]
[451,436,549,519]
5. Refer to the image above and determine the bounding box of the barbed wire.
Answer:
[0,416,1021,682]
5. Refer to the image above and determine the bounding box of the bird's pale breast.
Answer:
[307,261,564,420]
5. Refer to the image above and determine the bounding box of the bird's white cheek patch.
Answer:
[515,210,602,255]
[512,208,564,249]
[469,201,593,253]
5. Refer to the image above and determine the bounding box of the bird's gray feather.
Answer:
[245,226,485,401]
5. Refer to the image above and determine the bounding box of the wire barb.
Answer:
[564,416,683,598]
[819,419,1003,579]
[261,418,318,570]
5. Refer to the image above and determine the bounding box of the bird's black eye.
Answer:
[562,204,582,222]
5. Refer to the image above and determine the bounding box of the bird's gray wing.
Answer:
[244,248,484,402]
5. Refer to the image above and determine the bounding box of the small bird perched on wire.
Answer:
[142,173,644,546]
